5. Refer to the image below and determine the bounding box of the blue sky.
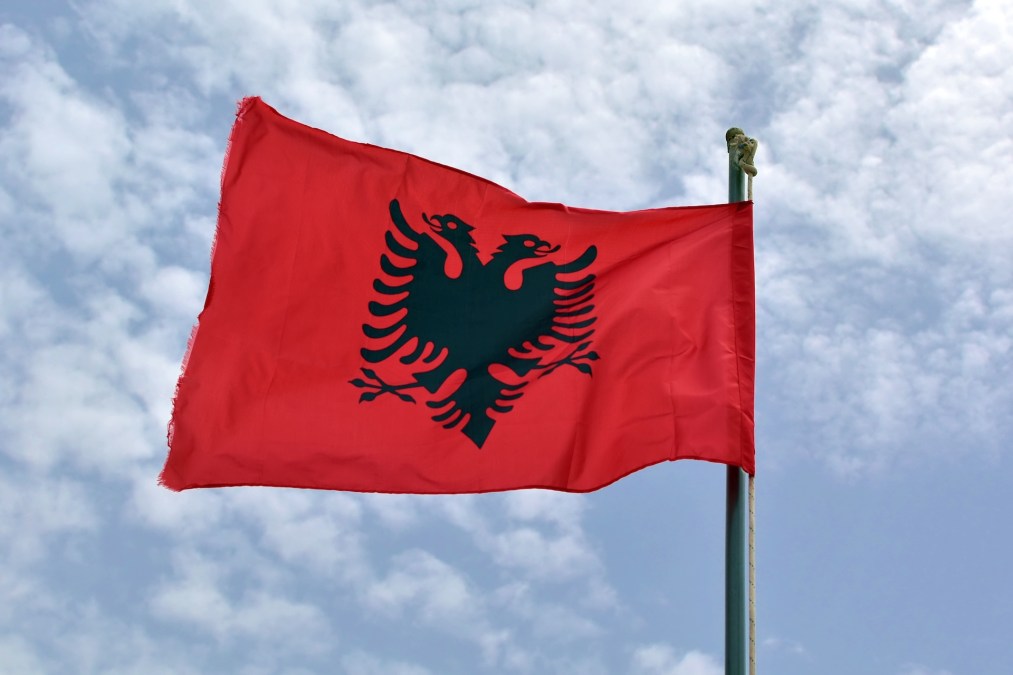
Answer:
[1,1,1011,673]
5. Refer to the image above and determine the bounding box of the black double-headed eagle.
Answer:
[350,199,598,448]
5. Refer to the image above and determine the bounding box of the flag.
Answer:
[160,97,754,494]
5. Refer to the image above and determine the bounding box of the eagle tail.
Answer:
[426,367,523,448]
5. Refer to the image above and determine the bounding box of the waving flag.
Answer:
[160,97,754,494]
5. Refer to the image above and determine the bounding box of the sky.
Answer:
[1,0,1011,673]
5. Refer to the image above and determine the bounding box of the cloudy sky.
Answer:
[2,0,1011,673]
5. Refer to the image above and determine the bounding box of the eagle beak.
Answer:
[535,243,560,257]
[423,213,441,233]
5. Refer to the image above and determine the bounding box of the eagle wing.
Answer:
[360,200,460,366]
[498,245,598,364]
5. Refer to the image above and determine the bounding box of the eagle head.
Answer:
[495,234,560,261]
[423,212,475,240]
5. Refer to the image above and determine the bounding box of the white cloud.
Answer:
[0,472,97,566]
[366,549,480,623]
[150,549,331,652]
[503,490,587,531]
[79,0,736,209]
[365,549,513,666]
[0,565,207,675]
[0,636,46,675]
[138,265,208,318]
[127,471,230,534]
[631,644,722,675]
[486,525,600,583]
[762,636,808,657]
[493,581,602,643]
[227,488,369,582]
[430,493,613,593]
[0,24,219,484]
[0,263,53,343]
[342,651,434,675]
[0,309,163,474]
[360,492,426,530]
[763,267,1013,475]
[752,0,1013,474]
[0,26,131,260]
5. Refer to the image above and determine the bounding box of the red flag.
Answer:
[161,97,754,494]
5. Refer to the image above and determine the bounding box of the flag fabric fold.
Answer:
[161,97,754,494]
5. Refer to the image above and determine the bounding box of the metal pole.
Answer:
[726,466,747,675]
[724,127,752,675]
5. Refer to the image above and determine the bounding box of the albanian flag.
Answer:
[160,97,755,494]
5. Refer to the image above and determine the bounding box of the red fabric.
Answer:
[161,97,755,494]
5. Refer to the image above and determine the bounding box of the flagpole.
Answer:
[725,127,755,675]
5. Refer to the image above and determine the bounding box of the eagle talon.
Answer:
[535,348,599,378]
[349,368,422,403]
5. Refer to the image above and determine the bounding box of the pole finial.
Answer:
[726,128,758,200]
[726,128,758,177]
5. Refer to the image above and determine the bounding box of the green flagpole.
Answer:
[725,127,756,675]
[726,465,747,675]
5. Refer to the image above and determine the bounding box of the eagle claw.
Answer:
[535,345,599,379]
[349,368,421,404]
